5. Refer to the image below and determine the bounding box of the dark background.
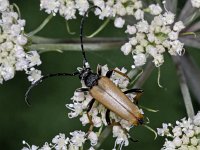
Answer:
[0,0,200,149]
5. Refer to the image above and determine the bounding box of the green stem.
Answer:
[172,56,195,118]
[30,36,126,44]
[94,127,112,150]
[86,18,110,38]
[28,14,54,36]
[29,42,123,53]
[12,3,21,18]
[66,21,76,35]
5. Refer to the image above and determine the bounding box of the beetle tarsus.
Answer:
[124,88,144,105]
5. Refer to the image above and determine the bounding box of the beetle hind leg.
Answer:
[124,88,144,105]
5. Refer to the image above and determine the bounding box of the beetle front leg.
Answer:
[85,98,95,135]
[124,89,144,105]
[86,98,95,125]
[76,87,89,92]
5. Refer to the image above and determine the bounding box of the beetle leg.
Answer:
[106,69,130,80]
[124,89,144,105]
[96,64,102,75]
[105,109,111,125]
[76,87,89,92]
[85,99,96,136]
[86,98,95,125]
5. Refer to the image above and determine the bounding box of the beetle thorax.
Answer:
[79,69,100,88]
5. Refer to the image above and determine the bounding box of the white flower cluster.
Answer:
[22,131,97,150]
[157,111,200,149]
[191,0,200,8]
[121,3,185,68]
[66,65,141,150]
[40,0,142,28]
[0,0,42,84]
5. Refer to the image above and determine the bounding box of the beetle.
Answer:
[25,6,144,127]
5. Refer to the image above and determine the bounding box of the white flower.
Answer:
[88,132,98,146]
[173,137,182,147]
[40,0,60,15]
[114,17,125,28]
[70,131,86,147]
[162,12,175,25]
[125,25,136,35]
[22,141,38,150]
[157,123,171,137]
[136,20,149,33]
[0,4,42,83]
[158,112,200,149]
[173,21,185,32]
[134,9,144,20]
[133,53,146,67]
[52,133,69,150]
[75,0,89,15]
[121,42,132,55]
[191,0,200,8]
[0,0,9,12]
[59,1,76,20]
[193,111,200,125]
[27,68,43,84]
[79,113,89,126]
[168,31,178,40]
[149,4,162,15]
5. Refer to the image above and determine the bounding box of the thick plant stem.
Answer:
[28,37,126,52]
[173,56,195,118]
[94,127,112,150]
[28,14,53,36]
[29,43,124,53]
[30,36,125,44]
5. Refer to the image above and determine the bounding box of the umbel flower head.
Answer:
[121,2,185,68]
[40,0,142,28]
[22,65,144,150]
[157,111,200,149]
[0,0,42,84]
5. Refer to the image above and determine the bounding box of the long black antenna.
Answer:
[80,6,102,65]
[25,72,79,106]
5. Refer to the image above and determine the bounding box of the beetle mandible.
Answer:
[25,6,144,127]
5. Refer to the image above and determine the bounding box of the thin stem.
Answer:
[86,18,110,38]
[65,21,76,35]
[12,3,21,18]
[172,56,195,118]
[133,61,154,88]
[28,14,54,36]
[94,126,112,150]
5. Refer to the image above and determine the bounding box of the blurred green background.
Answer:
[0,0,200,149]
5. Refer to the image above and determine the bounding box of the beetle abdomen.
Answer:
[89,76,143,126]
